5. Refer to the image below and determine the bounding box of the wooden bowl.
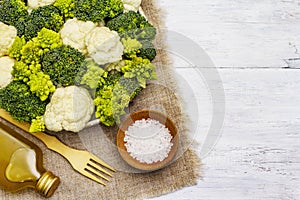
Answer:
[116,110,179,171]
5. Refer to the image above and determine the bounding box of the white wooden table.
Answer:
[151,0,300,199]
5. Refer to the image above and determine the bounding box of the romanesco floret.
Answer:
[41,45,85,86]
[122,37,142,58]
[54,0,75,19]
[105,60,126,72]
[0,0,28,27]
[78,60,108,90]
[12,61,41,83]
[0,81,48,122]
[27,72,56,101]
[8,36,26,61]
[94,73,142,126]
[121,56,157,88]
[33,28,62,51]
[29,116,45,133]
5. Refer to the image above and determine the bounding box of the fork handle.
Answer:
[0,109,73,156]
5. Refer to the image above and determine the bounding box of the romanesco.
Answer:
[54,0,75,19]
[29,116,45,133]
[121,56,157,88]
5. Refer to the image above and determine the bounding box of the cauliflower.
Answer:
[0,22,17,57]
[59,18,97,55]
[85,27,124,65]
[44,86,94,132]
[27,0,56,12]
[122,0,141,12]
[0,56,15,89]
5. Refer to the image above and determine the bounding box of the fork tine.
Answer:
[90,156,116,172]
[81,169,107,186]
[89,161,113,177]
[86,165,110,181]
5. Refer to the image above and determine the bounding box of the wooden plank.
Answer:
[158,0,300,68]
[151,68,300,199]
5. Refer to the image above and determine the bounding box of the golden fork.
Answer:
[0,109,115,186]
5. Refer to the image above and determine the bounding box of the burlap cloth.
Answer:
[0,0,201,199]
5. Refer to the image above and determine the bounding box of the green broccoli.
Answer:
[0,81,48,122]
[73,0,123,23]
[121,57,157,88]
[24,5,64,40]
[139,40,157,61]
[0,0,28,27]
[41,45,85,87]
[54,0,75,20]
[106,11,156,41]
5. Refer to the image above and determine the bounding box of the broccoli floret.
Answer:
[29,116,45,133]
[0,0,28,27]
[24,5,64,40]
[54,0,75,20]
[106,11,156,41]
[73,0,123,23]
[0,81,48,122]
[138,40,157,61]
[121,57,157,88]
[41,45,85,87]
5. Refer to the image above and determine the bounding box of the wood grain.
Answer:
[151,68,300,199]
[158,0,300,68]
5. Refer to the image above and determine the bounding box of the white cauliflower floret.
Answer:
[0,22,17,57]
[60,18,97,55]
[27,0,56,12]
[44,86,94,132]
[85,27,123,65]
[122,0,141,12]
[0,56,15,89]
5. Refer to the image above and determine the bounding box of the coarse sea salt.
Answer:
[124,118,173,164]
